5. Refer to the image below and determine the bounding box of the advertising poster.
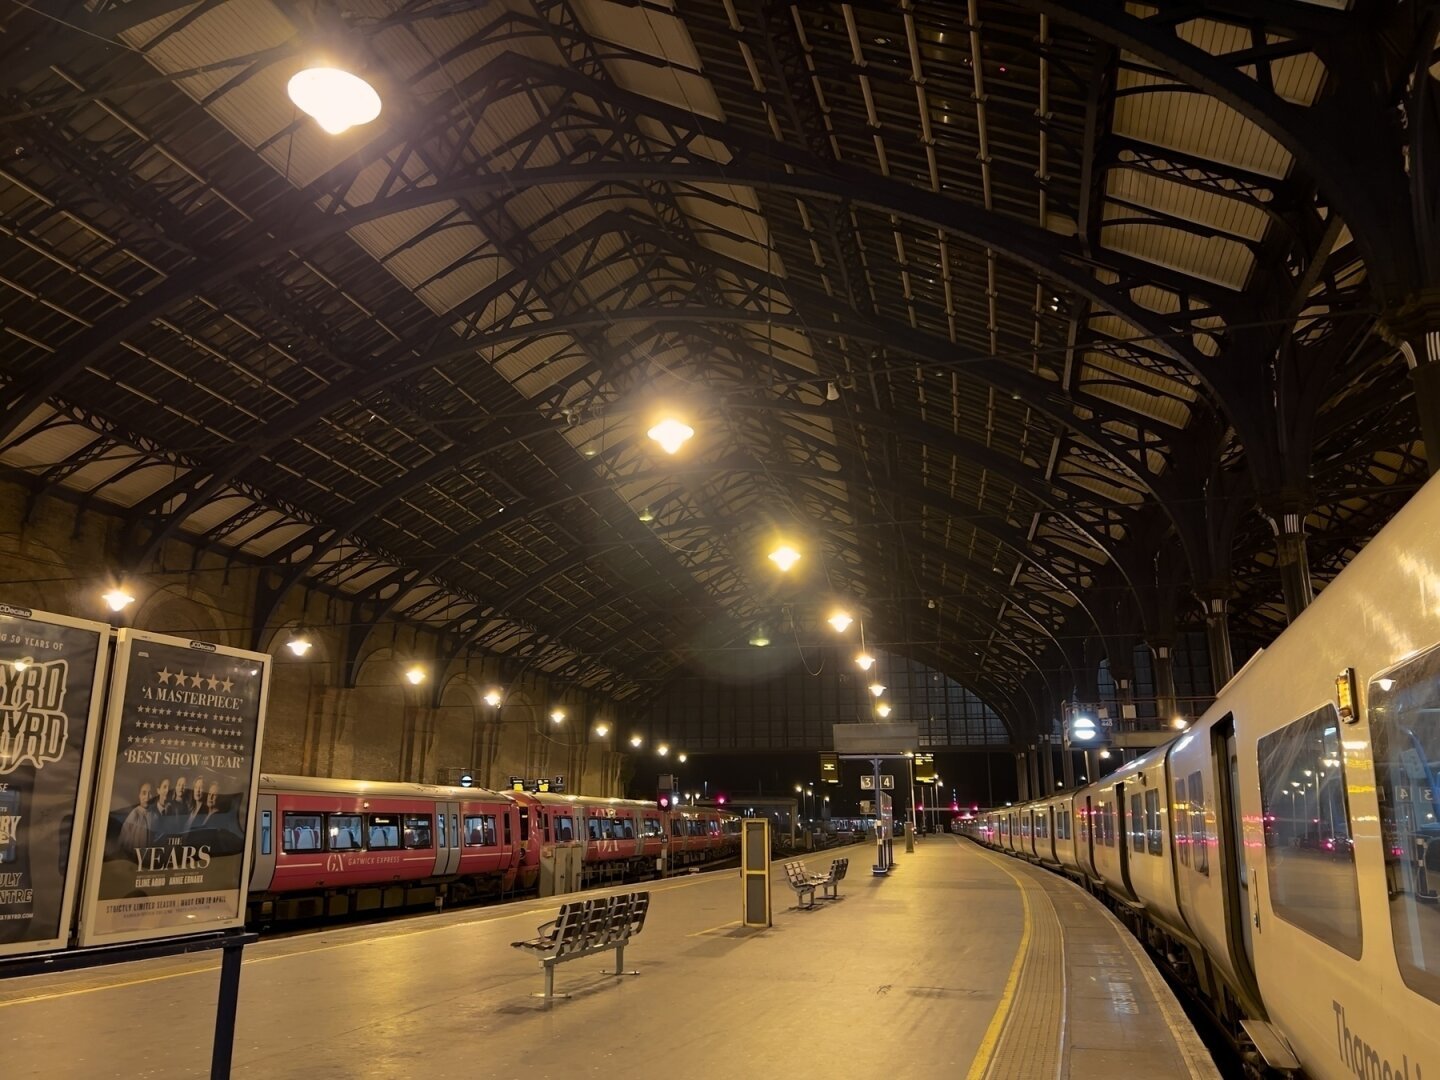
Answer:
[0,605,108,958]
[79,629,268,946]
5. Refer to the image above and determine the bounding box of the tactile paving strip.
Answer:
[984,871,1065,1080]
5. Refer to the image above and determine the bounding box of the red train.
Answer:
[247,774,741,921]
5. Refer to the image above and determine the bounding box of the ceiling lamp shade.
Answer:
[749,629,770,647]
[876,703,892,718]
[768,544,801,572]
[827,611,853,633]
[287,67,382,135]
[483,689,502,708]
[868,683,886,698]
[646,417,694,455]
[854,652,875,671]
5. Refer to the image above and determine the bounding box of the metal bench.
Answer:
[783,860,820,909]
[510,891,650,1000]
[817,857,849,900]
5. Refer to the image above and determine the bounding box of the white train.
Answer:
[971,473,1440,1079]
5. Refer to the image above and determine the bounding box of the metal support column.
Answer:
[1015,752,1030,801]
[1271,510,1313,622]
[1040,737,1056,792]
[1061,742,1075,788]
[1153,642,1178,721]
[1203,592,1235,690]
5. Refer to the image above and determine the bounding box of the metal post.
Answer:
[1203,593,1235,690]
[1015,752,1029,801]
[1040,738,1056,793]
[210,938,246,1080]
[1061,741,1075,788]
[1272,512,1313,622]
[1153,642,1178,721]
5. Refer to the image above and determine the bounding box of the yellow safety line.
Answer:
[687,919,741,937]
[0,871,719,1009]
[965,852,1034,1080]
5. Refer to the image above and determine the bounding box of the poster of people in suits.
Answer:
[0,605,108,957]
[79,629,268,946]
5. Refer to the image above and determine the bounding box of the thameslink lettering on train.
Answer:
[1335,1001,1424,1079]
[0,657,69,774]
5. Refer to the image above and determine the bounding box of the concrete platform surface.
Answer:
[0,836,1218,1079]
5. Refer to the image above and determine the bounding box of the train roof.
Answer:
[260,773,511,802]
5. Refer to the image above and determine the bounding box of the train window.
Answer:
[1077,804,1089,844]
[283,812,323,852]
[519,808,530,842]
[1188,772,1209,875]
[1059,810,1070,840]
[587,817,602,840]
[452,814,459,848]
[328,814,362,851]
[437,812,447,849]
[642,817,663,839]
[618,818,635,840]
[463,814,496,846]
[1103,801,1116,847]
[1257,703,1361,958]
[367,815,401,850]
[554,815,575,842]
[671,820,683,837]
[403,815,433,849]
[261,810,272,856]
[1370,646,1440,1002]
[1036,813,1048,840]
[503,813,511,845]
[1174,784,1190,867]
[1130,794,1145,853]
[1145,789,1161,855]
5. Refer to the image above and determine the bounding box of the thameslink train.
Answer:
[246,775,739,922]
[971,473,1440,1080]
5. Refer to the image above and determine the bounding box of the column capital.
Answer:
[1379,289,1440,367]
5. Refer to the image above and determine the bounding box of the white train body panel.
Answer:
[968,473,1440,1079]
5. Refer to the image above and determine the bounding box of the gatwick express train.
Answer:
[972,472,1440,1079]
[247,775,739,922]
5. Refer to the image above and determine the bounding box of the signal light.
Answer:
[659,795,670,809]
[716,794,726,805]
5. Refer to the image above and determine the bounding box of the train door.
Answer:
[250,791,278,891]
[1080,795,1096,878]
[1212,714,1261,1007]
[433,800,459,876]
[1113,782,1134,897]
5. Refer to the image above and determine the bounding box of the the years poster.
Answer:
[78,629,268,946]
[0,605,108,957]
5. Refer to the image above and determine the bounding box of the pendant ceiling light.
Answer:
[287,67,382,135]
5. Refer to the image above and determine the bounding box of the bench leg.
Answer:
[601,941,638,977]
[532,960,571,1001]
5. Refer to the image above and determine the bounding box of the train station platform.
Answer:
[0,836,1218,1079]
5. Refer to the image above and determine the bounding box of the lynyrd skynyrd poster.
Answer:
[78,629,268,946]
[0,605,108,957]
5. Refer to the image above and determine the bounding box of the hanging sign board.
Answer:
[78,629,269,947]
[0,605,109,958]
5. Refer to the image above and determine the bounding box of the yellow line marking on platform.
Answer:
[964,852,1033,1080]
[0,872,721,1009]
[688,919,740,937]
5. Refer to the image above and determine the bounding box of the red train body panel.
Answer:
[248,775,739,921]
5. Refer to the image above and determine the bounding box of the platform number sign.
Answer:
[881,775,895,790]
[551,774,565,792]
[860,775,895,791]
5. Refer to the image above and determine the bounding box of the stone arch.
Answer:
[344,647,409,781]
[256,619,335,776]
[132,584,229,643]
[431,673,481,786]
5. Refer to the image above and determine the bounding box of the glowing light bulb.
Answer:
[550,709,566,724]
[877,703,892,718]
[483,689,502,708]
[869,683,886,698]
[768,544,801,572]
[102,588,135,612]
[629,734,643,748]
[827,611,853,633]
[855,653,875,671]
[286,635,313,657]
[287,67,382,135]
[594,723,609,737]
[677,752,687,763]
[658,744,670,756]
[405,666,425,685]
[647,417,694,454]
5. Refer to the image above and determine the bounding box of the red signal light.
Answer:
[716,794,726,805]
[659,795,670,809]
